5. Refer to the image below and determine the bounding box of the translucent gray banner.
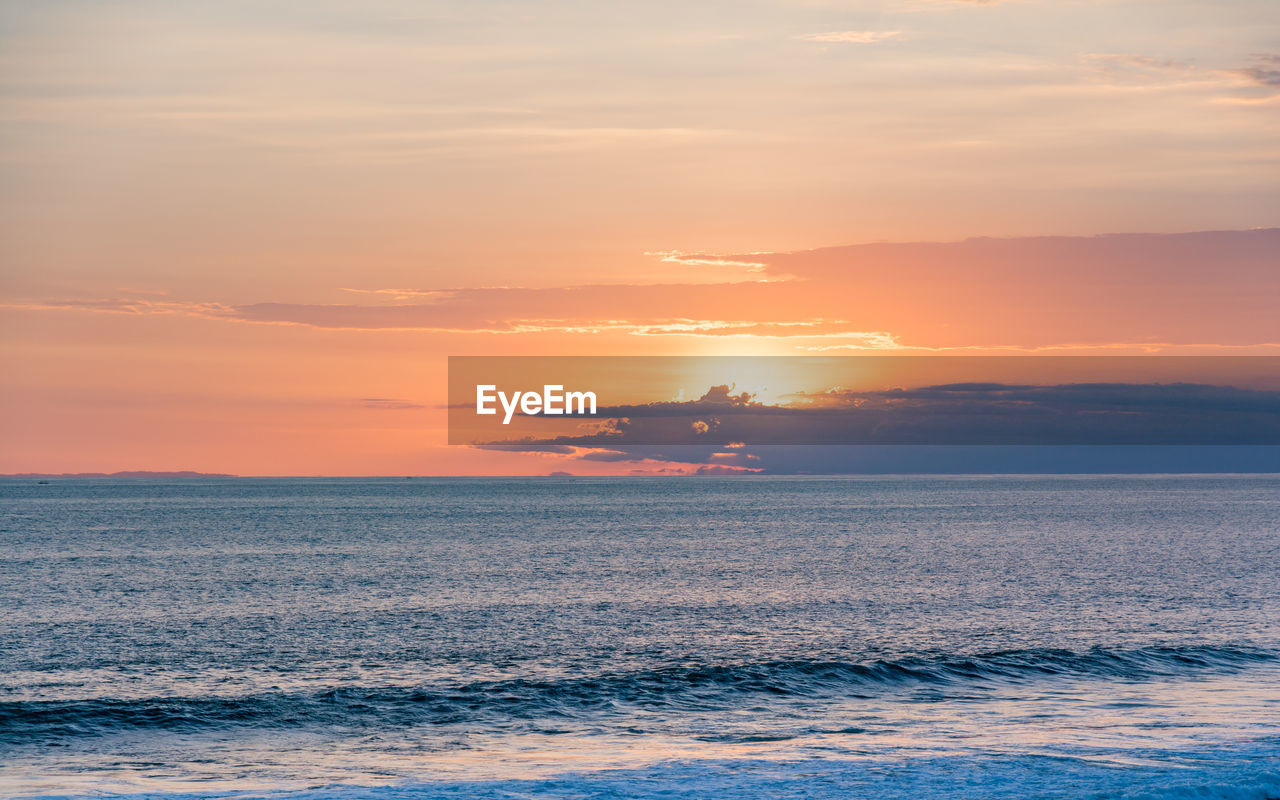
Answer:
[448,356,1280,446]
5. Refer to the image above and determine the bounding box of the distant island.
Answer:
[4,471,237,478]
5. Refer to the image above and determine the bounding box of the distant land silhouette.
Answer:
[4,471,236,478]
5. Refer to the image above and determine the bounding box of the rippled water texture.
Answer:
[2,476,1278,798]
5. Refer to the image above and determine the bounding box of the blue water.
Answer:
[2,475,1278,799]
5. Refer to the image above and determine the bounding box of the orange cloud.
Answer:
[797,31,903,44]
[11,229,1277,351]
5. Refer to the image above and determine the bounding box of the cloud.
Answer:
[359,398,426,410]
[1,298,236,319]
[8,229,1279,351]
[797,31,902,44]
[643,445,1280,475]
[900,0,1018,6]
[223,228,1280,350]
[645,251,769,272]
[477,444,580,455]
[476,441,1280,475]
[692,464,761,475]
[474,382,1280,447]
[1077,53,1280,105]
[471,443,767,474]
[1226,54,1280,89]
[339,288,459,301]
[823,382,1280,414]
[1083,53,1197,80]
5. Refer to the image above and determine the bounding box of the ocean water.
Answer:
[1,475,1278,799]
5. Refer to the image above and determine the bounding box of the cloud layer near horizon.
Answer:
[466,380,1280,447]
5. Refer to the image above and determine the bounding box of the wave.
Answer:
[3,644,1274,744]
[15,751,1280,800]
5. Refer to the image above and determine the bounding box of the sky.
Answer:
[1,0,1277,475]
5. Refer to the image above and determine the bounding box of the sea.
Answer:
[1,475,1278,799]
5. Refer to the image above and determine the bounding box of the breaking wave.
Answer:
[4,644,1274,744]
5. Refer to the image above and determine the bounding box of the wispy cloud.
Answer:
[1083,53,1197,80]
[1081,52,1280,103]
[0,298,236,319]
[797,31,902,44]
[1225,54,1280,89]
[339,288,459,301]
[900,0,1017,6]
[1,297,898,342]
[800,340,1280,354]
[8,230,1278,351]
[359,398,426,410]
[645,251,769,273]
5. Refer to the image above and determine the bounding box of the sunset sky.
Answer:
[1,0,1277,475]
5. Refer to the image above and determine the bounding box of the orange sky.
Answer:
[1,1,1277,475]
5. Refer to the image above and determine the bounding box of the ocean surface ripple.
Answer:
[2,475,1278,799]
